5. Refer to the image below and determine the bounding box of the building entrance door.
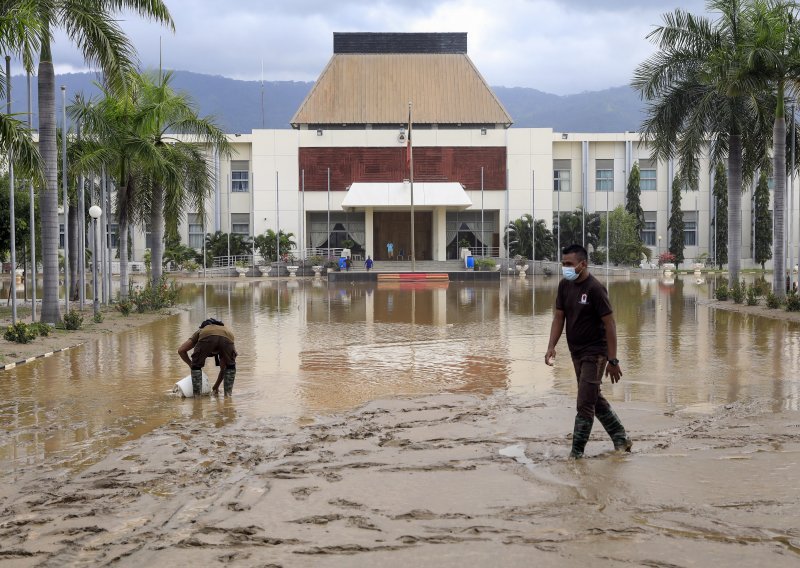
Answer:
[373,211,432,261]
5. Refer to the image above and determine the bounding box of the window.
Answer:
[231,213,250,236]
[188,214,204,248]
[683,211,697,246]
[596,159,614,191]
[231,160,249,192]
[59,223,65,248]
[768,176,775,191]
[639,159,656,191]
[145,224,152,249]
[642,211,657,246]
[553,159,571,192]
[109,224,119,248]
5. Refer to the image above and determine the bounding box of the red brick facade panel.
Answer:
[298,147,506,191]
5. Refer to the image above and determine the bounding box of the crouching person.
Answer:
[177,318,238,396]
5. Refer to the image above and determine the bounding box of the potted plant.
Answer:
[459,238,472,260]
[309,255,324,278]
[514,254,529,276]
[475,258,496,271]
[234,259,249,277]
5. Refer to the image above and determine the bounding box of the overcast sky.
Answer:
[35,0,710,95]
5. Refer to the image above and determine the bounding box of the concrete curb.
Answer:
[1,343,85,372]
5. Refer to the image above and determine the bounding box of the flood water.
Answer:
[2,275,799,472]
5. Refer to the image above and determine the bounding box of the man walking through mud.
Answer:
[177,318,238,396]
[545,244,632,458]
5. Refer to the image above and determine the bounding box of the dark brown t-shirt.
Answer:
[189,324,237,368]
[555,273,613,357]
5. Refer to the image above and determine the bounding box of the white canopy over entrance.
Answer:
[342,182,472,210]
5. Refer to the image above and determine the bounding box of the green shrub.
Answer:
[786,291,800,312]
[31,322,51,337]
[730,280,745,304]
[766,292,782,309]
[3,322,37,344]
[475,258,496,270]
[715,284,730,301]
[93,312,104,323]
[589,249,605,265]
[753,277,771,297]
[745,284,759,306]
[129,277,180,313]
[116,296,132,316]
[63,309,83,330]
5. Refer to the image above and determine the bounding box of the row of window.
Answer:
[553,159,657,193]
[639,211,697,247]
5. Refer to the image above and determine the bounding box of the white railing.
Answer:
[470,246,501,258]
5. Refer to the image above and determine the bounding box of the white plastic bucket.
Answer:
[173,372,210,397]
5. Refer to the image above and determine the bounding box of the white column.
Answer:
[365,208,374,259]
[433,207,447,261]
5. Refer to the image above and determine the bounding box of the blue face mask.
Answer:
[562,265,582,281]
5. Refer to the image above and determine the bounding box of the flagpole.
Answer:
[409,101,415,273]
[481,166,484,258]
[327,167,331,261]
[531,170,535,266]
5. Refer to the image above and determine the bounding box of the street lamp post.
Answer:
[657,235,662,263]
[89,205,102,318]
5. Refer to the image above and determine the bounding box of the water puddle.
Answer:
[2,276,799,473]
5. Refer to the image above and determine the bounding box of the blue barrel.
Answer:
[465,255,475,269]
[338,257,347,270]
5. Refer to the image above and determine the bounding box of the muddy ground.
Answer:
[0,392,798,567]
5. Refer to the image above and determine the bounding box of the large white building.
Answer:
[86,32,794,270]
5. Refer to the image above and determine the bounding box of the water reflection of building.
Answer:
[299,284,509,411]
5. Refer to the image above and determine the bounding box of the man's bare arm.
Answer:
[545,309,565,366]
[177,339,195,368]
[601,313,622,383]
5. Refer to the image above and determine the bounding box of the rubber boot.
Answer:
[222,367,236,396]
[596,409,632,452]
[191,368,203,396]
[569,415,594,458]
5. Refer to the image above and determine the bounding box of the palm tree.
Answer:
[633,1,775,286]
[0,0,44,180]
[746,0,800,296]
[30,0,173,323]
[554,207,601,251]
[254,229,297,262]
[504,214,556,260]
[132,71,230,287]
[70,78,145,298]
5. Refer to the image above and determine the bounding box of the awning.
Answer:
[341,182,472,210]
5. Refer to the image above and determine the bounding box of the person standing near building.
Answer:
[544,244,632,458]
[365,255,374,271]
[177,318,238,396]
[387,241,394,259]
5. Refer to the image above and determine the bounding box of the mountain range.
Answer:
[9,70,647,134]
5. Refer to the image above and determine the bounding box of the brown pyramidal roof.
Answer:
[291,33,513,127]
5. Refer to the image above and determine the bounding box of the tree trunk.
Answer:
[116,178,129,299]
[68,197,79,301]
[728,134,742,286]
[119,217,129,298]
[773,93,787,299]
[150,183,165,286]
[38,41,61,324]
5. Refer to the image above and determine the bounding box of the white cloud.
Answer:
[11,0,711,94]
